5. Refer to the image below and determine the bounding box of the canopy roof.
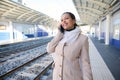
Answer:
[73,0,120,25]
[0,0,58,26]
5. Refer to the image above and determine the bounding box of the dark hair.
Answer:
[62,12,78,26]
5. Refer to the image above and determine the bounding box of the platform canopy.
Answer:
[0,0,58,26]
[73,0,120,25]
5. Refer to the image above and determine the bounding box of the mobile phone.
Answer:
[59,25,64,33]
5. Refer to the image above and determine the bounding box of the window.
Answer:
[0,25,6,30]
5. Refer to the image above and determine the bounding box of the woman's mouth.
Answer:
[63,23,68,27]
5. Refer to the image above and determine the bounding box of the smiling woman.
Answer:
[47,12,93,80]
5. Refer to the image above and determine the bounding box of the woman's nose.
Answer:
[62,20,66,23]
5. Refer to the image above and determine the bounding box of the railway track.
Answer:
[0,37,52,58]
[0,52,53,80]
[0,37,53,63]
[0,37,53,80]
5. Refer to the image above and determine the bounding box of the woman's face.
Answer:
[61,13,75,30]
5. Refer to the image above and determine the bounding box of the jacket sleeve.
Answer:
[80,37,93,80]
[47,31,63,53]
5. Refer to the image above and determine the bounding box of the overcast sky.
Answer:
[23,0,80,21]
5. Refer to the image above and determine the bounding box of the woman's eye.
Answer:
[61,18,69,22]
[65,18,69,19]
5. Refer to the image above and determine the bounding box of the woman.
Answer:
[47,12,93,80]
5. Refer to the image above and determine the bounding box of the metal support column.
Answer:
[98,20,102,40]
[9,21,14,40]
[105,14,111,45]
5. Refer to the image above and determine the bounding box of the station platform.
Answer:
[90,36,120,80]
[0,36,51,46]
[46,36,120,80]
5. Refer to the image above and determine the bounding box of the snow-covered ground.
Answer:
[0,44,47,76]
[4,54,53,80]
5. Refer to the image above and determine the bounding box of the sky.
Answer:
[23,0,80,21]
